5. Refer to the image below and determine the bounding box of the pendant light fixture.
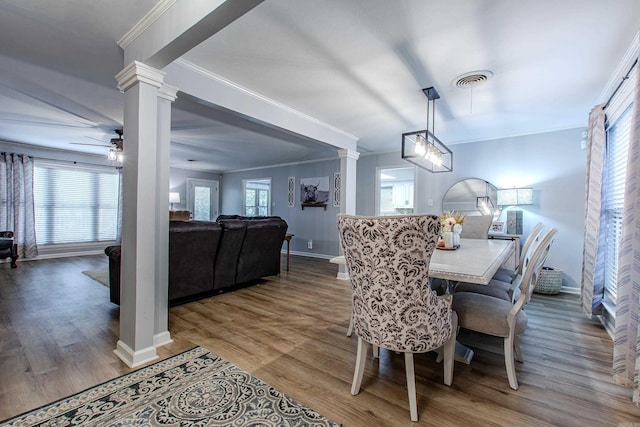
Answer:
[401,87,453,173]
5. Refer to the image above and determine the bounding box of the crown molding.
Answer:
[117,0,177,49]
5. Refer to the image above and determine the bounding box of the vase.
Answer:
[442,231,454,248]
[453,231,461,247]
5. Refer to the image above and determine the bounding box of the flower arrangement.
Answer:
[440,211,465,233]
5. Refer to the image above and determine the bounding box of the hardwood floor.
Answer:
[1,254,639,425]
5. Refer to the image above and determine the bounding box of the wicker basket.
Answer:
[534,267,562,295]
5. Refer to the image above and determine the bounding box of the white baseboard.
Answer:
[559,286,580,295]
[114,340,158,368]
[283,249,335,260]
[29,249,107,260]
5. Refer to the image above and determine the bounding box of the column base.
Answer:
[114,340,158,368]
[336,272,350,280]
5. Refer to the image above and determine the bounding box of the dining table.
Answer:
[330,237,515,364]
[429,238,515,293]
[429,238,514,364]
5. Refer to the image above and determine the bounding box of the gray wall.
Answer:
[222,160,342,257]
[220,127,587,290]
[440,127,586,289]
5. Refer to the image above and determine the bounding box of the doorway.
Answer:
[187,178,219,221]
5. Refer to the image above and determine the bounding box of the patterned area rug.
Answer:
[1,347,340,427]
[82,269,109,287]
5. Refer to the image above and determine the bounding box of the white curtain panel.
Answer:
[612,58,640,405]
[0,152,38,258]
[580,104,606,318]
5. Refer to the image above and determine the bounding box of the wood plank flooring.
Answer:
[1,254,639,425]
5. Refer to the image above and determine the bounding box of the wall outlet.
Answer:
[307,240,313,249]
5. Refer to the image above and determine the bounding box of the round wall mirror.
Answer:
[442,178,501,218]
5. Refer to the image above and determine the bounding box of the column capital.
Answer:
[158,83,179,102]
[116,60,165,92]
[338,148,360,160]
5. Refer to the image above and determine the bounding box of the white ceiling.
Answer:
[0,0,638,171]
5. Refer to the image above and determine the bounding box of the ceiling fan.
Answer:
[71,129,124,161]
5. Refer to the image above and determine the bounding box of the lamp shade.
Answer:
[496,188,533,206]
[169,192,181,204]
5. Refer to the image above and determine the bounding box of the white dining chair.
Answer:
[494,222,545,282]
[452,227,557,390]
[455,223,545,302]
[459,215,493,239]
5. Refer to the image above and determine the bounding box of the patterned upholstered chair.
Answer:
[337,214,457,422]
[456,222,545,302]
[0,231,18,268]
[452,228,557,390]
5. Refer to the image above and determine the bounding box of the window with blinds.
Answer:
[33,161,120,245]
[601,103,632,321]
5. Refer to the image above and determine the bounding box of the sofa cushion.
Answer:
[235,218,288,283]
[169,220,223,302]
[214,220,247,290]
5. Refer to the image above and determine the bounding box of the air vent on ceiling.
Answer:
[452,70,494,88]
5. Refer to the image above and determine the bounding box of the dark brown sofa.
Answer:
[105,216,288,306]
[0,231,18,268]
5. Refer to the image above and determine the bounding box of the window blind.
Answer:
[33,161,120,245]
[602,103,633,315]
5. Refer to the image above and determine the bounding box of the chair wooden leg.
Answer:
[351,337,368,395]
[346,315,353,337]
[504,335,519,390]
[436,322,460,364]
[514,335,524,363]
[442,311,457,386]
[404,352,418,422]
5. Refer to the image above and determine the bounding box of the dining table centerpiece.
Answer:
[440,211,465,248]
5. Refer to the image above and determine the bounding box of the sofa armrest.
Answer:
[104,245,121,305]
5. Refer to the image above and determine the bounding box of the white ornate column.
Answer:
[114,61,165,367]
[154,83,178,348]
[337,149,360,280]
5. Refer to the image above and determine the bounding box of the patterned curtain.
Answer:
[0,153,38,258]
[612,60,640,404]
[580,104,606,317]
